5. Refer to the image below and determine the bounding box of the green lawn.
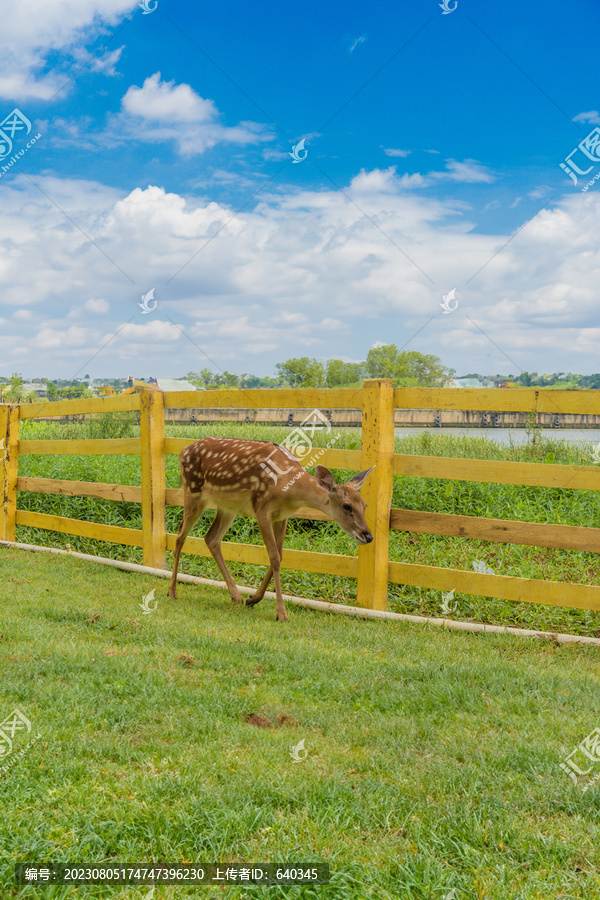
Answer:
[1,546,600,899]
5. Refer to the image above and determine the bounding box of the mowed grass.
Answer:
[2,547,600,899]
[13,417,600,637]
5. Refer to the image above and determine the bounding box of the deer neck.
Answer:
[285,470,333,515]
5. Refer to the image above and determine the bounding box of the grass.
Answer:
[12,416,600,638]
[1,546,600,899]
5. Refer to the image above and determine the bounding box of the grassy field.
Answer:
[12,415,600,637]
[2,546,600,899]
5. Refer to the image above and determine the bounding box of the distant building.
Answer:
[155,378,202,392]
[22,381,48,398]
[447,376,492,389]
[123,377,200,392]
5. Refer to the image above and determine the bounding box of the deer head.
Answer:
[314,464,374,544]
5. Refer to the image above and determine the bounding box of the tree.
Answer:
[6,373,25,402]
[396,351,453,387]
[365,346,453,386]
[45,381,59,401]
[275,357,326,387]
[325,359,365,387]
[365,345,398,379]
[240,373,284,388]
[518,371,538,387]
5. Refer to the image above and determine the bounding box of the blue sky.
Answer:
[1,0,599,380]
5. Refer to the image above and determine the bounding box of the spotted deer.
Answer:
[167,437,374,621]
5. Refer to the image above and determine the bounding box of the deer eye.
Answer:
[343,503,352,512]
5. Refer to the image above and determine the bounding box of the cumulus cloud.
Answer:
[358,160,496,193]
[0,171,599,376]
[0,0,137,100]
[44,73,273,156]
[122,73,217,124]
[111,73,273,155]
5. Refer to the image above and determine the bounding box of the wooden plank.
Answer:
[535,392,600,415]
[15,510,143,546]
[394,454,600,491]
[388,560,600,611]
[165,532,359,577]
[318,448,361,470]
[390,508,600,552]
[140,388,166,569]
[356,380,396,611]
[163,388,363,410]
[395,387,600,415]
[17,477,142,503]
[0,405,19,541]
[19,439,141,456]
[15,477,333,524]
[18,393,141,419]
[0,405,9,540]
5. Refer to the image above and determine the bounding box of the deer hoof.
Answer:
[245,593,262,607]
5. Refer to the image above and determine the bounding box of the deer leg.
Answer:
[168,493,206,599]
[254,514,288,622]
[204,509,244,605]
[246,519,288,607]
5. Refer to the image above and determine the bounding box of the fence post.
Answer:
[0,404,19,542]
[140,388,166,569]
[356,379,395,610]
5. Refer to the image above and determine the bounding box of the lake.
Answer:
[393,427,600,447]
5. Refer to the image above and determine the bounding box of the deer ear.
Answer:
[347,466,375,491]
[315,465,336,492]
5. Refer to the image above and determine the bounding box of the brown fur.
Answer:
[168,437,374,621]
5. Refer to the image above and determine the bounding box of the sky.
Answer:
[0,0,599,381]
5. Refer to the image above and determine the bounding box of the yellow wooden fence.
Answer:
[1,381,600,612]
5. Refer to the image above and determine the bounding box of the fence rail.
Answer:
[2,383,600,613]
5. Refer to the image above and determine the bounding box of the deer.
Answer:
[167,437,374,621]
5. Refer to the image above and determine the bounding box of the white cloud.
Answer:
[85,298,109,314]
[0,0,137,100]
[44,74,273,156]
[83,45,125,76]
[112,73,273,156]
[122,73,216,124]
[573,111,600,126]
[1,172,600,376]
[383,148,411,157]
[352,160,495,194]
[349,35,367,52]
[350,167,401,194]
[430,159,496,184]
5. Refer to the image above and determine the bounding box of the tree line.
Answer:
[3,352,600,402]
[187,346,454,389]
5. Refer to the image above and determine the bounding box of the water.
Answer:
[393,427,600,447]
